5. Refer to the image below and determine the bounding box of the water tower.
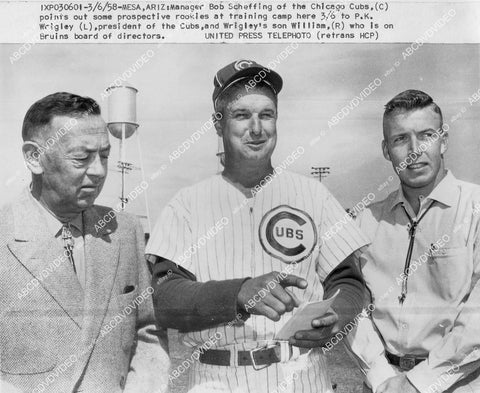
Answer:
[106,85,151,232]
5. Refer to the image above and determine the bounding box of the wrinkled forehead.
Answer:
[50,114,107,134]
[47,115,109,148]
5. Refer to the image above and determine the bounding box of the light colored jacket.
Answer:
[0,190,169,392]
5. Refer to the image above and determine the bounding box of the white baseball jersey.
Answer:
[146,170,369,393]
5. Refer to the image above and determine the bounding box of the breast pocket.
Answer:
[428,247,472,301]
[115,289,139,352]
[0,309,57,374]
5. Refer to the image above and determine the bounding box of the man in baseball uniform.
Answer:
[146,60,369,393]
[346,90,480,393]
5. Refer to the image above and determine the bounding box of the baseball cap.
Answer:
[212,60,283,109]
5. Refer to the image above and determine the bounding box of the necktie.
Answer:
[61,223,76,274]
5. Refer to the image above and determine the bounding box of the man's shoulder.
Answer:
[451,178,480,217]
[281,170,312,182]
[0,192,30,237]
[91,204,138,223]
[88,204,141,236]
[168,175,223,204]
[188,175,220,191]
[372,190,398,209]
[279,170,330,195]
[0,188,30,214]
[358,190,398,223]
[0,199,15,219]
[455,177,480,197]
[0,202,15,240]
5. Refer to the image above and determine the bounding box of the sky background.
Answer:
[0,43,479,231]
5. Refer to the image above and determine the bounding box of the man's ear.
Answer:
[22,142,44,175]
[214,116,223,137]
[440,131,448,155]
[382,140,391,161]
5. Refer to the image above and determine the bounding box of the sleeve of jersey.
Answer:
[316,191,370,281]
[145,191,194,272]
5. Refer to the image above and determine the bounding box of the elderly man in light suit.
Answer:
[0,92,169,393]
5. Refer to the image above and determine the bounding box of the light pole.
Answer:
[311,166,331,182]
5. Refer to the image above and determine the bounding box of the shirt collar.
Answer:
[426,170,459,207]
[69,214,84,234]
[389,188,408,211]
[389,170,458,211]
[28,191,83,237]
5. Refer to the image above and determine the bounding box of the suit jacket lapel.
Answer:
[8,190,84,328]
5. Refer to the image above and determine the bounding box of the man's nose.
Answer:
[87,154,107,178]
[249,116,262,136]
[409,137,423,157]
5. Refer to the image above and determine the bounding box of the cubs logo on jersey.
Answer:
[259,205,317,264]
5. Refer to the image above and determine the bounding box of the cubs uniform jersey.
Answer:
[146,170,369,393]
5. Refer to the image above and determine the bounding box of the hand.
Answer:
[237,272,307,321]
[289,308,339,348]
[377,374,419,393]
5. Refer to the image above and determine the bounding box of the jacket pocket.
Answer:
[115,290,139,352]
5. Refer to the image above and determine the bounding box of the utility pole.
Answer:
[311,166,330,182]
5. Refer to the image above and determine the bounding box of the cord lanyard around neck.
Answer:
[61,223,76,274]
[398,201,435,304]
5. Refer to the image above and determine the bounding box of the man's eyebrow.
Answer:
[67,146,88,153]
[86,146,111,153]
[68,145,111,154]
[78,127,108,135]
[389,131,408,138]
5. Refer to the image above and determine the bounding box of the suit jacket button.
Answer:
[120,376,125,389]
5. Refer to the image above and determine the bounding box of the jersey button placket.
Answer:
[249,196,258,339]
[249,197,256,279]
